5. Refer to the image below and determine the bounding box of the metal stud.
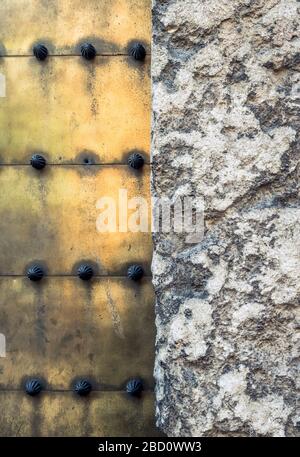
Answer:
[126,378,143,396]
[27,265,44,282]
[77,264,94,281]
[74,379,92,396]
[33,44,48,61]
[128,152,144,170]
[25,378,43,396]
[127,264,144,281]
[30,154,46,170]
[80,43,96,60]
[129,43,146,61]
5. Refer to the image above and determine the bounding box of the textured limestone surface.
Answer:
[152,0,300,436]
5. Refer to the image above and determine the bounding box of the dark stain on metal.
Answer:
[85,65,97,108]
[90,97,99,117]
[104,280,124,340]
[20,375,47,436]
[75,150,100,165]
[30,396,43,437]
[64,163,101,177]
[82,401,93,436]
[30,40,55,97]
[0,42,7,57]
[31,279,48,357]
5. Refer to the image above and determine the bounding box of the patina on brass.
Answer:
[0,0,156,437]
[0,392,159,437]
[0,166,152,275]
[0,277,155,390]
[0,0,151,56]
[0,57,150,164]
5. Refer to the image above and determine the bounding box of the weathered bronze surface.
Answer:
[0,392,159,437]
[0,57,150,164]
[0,0,151,55]
[0,166,151,275]
[0,0,155,437]
[0,277,155,389]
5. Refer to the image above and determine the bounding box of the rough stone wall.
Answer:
[151,0,300,437]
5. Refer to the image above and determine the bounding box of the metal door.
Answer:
[0,0,157,437]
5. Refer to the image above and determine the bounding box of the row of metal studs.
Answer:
[30,152,145,170]
[27,264,144,281]
[25,378,143,397]
[12,40,147,402]
[33,42,147,61]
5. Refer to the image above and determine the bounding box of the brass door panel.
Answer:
[0,0,155,438]
[0,392,158,437]
[0,277,154,389]
[0,57,150,164]
[0,166,151,275]
[0,0,151,56]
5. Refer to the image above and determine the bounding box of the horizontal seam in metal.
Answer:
[0,389,154,393]
[0,275,152,278]
[0,54,151,58]
[0,163,152,166]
